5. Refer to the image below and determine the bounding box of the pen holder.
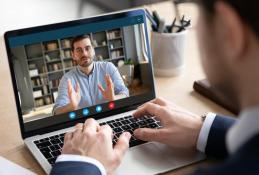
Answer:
[151,30,187,77]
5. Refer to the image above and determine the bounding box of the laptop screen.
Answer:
[4,9,155,138]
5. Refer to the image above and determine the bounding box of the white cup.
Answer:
[151,30,187,77]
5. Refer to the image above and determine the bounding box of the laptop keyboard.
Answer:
[33,115,162,165]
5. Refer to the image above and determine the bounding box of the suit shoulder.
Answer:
[194,133,259,175]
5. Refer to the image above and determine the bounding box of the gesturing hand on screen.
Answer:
[98,74,115,101]
[67,79,81,110]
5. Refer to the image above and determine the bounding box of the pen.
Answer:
[158,19,166,33]
[170,17,178,33]
[152,11,161,28]
[145,9,158,31]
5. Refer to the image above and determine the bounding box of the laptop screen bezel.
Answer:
[4,9,156,139]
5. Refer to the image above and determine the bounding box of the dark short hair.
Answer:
[198,0,259,38]
[71,34,92,51]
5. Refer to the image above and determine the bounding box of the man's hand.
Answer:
[133,97,203,149]
[67,79,81,110]
[98,74,115,101]
[62,119,131,175]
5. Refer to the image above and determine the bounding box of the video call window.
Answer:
[10,23,151,124]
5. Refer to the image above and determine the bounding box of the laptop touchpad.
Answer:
[116,142,205,175]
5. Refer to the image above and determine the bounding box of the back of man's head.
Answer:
[199,0,259,38]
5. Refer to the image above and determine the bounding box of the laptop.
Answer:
[4,9,205,175]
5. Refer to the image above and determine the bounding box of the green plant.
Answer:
[124,58,134,65]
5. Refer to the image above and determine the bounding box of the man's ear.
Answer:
[71,50,76,61]
[92,47,95,56]
[213,1,247,62]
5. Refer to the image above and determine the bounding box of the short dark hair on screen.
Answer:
[71,34,92,51]
[198,0,259,38]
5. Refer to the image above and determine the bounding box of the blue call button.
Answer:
[95,105,102,113]
[82,108,90,116]
[69,112,76,120]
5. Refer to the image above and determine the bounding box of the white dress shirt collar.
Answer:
[227,106,259,154]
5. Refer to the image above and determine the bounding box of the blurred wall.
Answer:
[0,0,103,35]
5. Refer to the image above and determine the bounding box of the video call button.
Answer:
[96,105,102,113]
[82,108,89,116]
[69,112,76,120]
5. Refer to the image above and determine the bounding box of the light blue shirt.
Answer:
[53,61,128,113]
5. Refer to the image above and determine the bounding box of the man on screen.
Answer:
[53,35,128,115]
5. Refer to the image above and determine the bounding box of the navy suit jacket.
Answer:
[50,115,259,175]
[50,161,102,175]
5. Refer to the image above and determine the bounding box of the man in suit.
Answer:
[50,0,259,174]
